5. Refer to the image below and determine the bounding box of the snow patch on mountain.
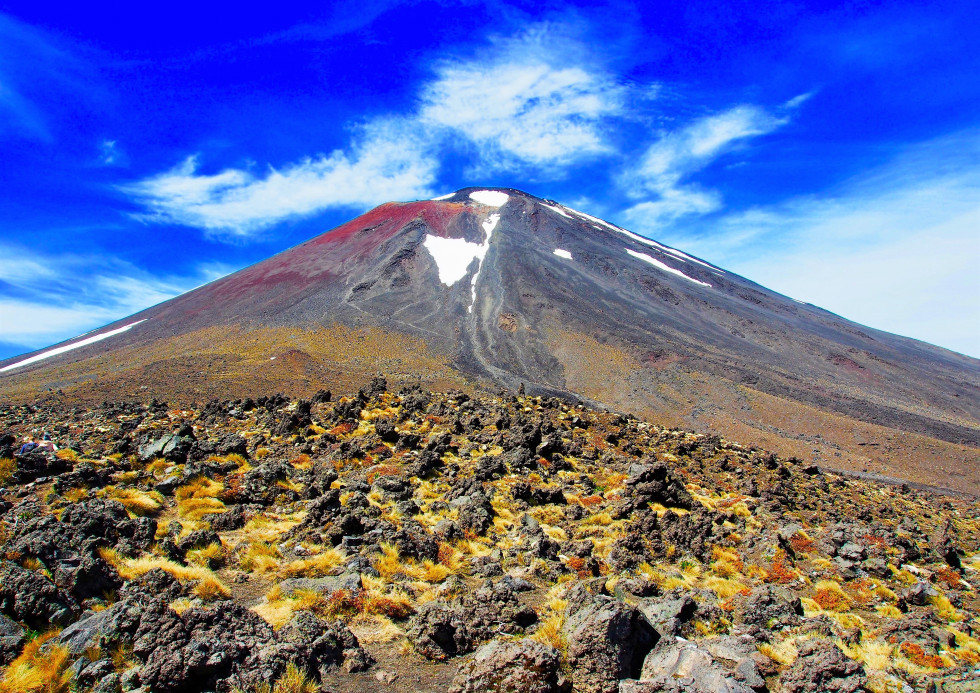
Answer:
[0,320,148,373]
[559,203,721,272]
[469,213,499,313]
[431,192,455,201]
[469,190,509,207]
[625,249,712,287]
[423,236,483,285]
[542,203,573,219]
[422,212,498,312]
[553,249,572,260]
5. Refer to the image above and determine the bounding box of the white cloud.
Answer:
[420,29,625,170]
[783,91,816,109]
[0,243,232,350]
[622,105,786,226]
[652,132,980,357]
[99,139,123,166]
[122,122,437,237]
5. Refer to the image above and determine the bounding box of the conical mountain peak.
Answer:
[2,189,977,492]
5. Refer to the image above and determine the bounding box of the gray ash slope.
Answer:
[2,187,978,467]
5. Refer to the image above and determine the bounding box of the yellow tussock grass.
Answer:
[100,548,231,598]
[271,663,318,693]
[531,612,567,653]
[105,487,165,516]
[349,614,405,644]
[253,598,297,629]
[703,575,750,600]
[241,514,301,542]
[194,576,231,600]
[169,597,194,615]
[928,593,962,622]
[176,477,227,520]
[0,631,73,693]
[280,548,346,578]
[374,543,451,582]
[837,639,894,672]
[239,542,281,574]
[758,638,800,666]
[186,542,225,569]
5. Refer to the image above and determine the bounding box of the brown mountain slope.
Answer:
[1,188,978,492]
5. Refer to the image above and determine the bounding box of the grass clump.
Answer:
[176,477,227,520]
[0,631,73,693]
[239,542,281,574]
[105,487,165,516]
[99,547,231,598]
[531,611,567,653]
[194,575,232,601]
[186,542,226,569]
[280,548,345,578]
[374,543,451,583]
[0,458,16,486]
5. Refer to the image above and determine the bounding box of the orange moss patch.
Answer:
[933,567,962,590]
[900,642,945,669]
[788,532,816,554]
[366,465,401,484]
[764,550,797,584]
[813,586,850,611]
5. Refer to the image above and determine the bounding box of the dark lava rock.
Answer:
[407,582,537,660]
[457,493,494,535]
[132,600,274,693]
[621,638,755,693]
[563,596,658,693]
[626,462,693,508]
[637,594,697,637]
[735,585,804,629]
[0,560,80,628]
[12,450,70,483]
[139,434,193,463]
[0,612,25,665]
[449,638,568,693]
[778,640,868,693]
[372,476,413,502]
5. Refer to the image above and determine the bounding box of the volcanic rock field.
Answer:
[0,378,977,692]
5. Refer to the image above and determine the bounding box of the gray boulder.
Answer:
[778,640,867,693]
[637,595,696,637]
[139,434,192,463]
[564,597,658,693]
[0,612,24,665]
[620,638,754,693]
[449,638,568,693]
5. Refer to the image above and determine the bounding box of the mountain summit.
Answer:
[2,188,978,491]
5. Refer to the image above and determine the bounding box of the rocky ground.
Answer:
[0,377,977,693]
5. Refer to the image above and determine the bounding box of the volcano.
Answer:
[2,188,978,492]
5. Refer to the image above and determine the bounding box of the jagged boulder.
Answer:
[0,560,80,628]
[619,638,755,692]
[449,638,568,693]
[563,596,658,693]
[778,640,868,693]
[408,582,537,659]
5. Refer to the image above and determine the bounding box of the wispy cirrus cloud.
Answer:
[622,105,786,226]
[420,32,626,171]
[122,121,438,237]
[0,243,233,350]
[655,131,980,357]
[122,27,628,236]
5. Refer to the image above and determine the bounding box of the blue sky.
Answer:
[1,1,978,359]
